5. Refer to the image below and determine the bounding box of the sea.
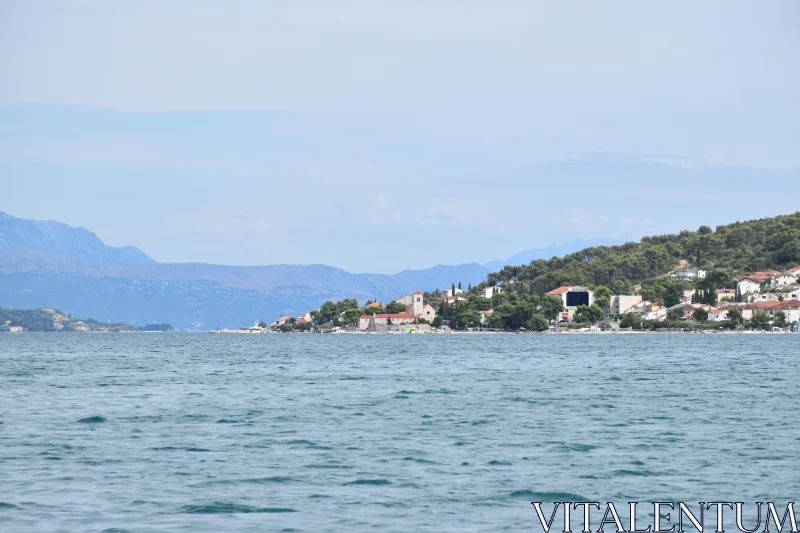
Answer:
[0,333,798,533]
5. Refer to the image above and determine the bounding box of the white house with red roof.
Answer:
[546,286,594,319]
[358,312,417,330]
[392,291,437,324]
[716,288,737,301]
[442,286,466,298]
[772,274,796,288]
[788,265,800,278]
[737,277,762,295]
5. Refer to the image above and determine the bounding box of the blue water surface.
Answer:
[0,333,797,532]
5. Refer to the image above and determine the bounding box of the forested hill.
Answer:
[484,212,800,294]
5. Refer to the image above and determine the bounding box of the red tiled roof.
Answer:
[755,271,781,276]
[546,286,576,295]
[789,266,800,272]
[716,289,735,294]
[740,276,769,282]
[366,302,382,308]
[412,291,423,295]
[743,301,781,310]
[360,313,416,319]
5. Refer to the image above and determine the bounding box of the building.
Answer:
[394,294,413,306]
[742,300,800,323]
[358,313,417,330]
[272,316,294,327]
[671,269,706,280]
[409,291,424,316]
[772,275,796,288]
[608,295,642,318]
[788,265,800,278]
[8,325,23,333]
[394,291,437,323]
[479,309,494,324]
[417,304,436,323]
[298,311,313,322]
[442,287,466,298]
[366,302,383,309]
[716,288,737,301]
[483,286,498,299]
[546,286,594,319]
[737,277,761,295]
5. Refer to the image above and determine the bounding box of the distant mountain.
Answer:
[0,211,154,264]
[0,249,489,330]
[0,211,637,330]
[484,238,629,271]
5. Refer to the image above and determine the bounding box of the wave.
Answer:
[77,416,107,424]
[181,502,297,514]
[508,491,590,501]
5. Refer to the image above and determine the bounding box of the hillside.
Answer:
[483,237,627,272]
[0,306,172,332]
[0,250,490,330]
[485,212,800,293]
[0,211,154,264]
[0,211,492,330]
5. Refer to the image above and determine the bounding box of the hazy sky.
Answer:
[1,1,799,273]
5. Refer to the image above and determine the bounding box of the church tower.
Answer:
[411,291,424,316]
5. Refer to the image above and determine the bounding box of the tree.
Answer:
[620,313,643,329]
[592,286,612,310]
[458,282,462,290]
[385,301,407,314]
[316,301,338,324]
[540,296,565,321]
[342,307,362,326]
[750,310,770,330]
[727,307,743,326]
[667,308,684,321]
[773,310,787,328]
[528,315,549,332]
[574,304,603,324]
[664,284,684,308]
[693,308,708,323]
[257,321,267,328]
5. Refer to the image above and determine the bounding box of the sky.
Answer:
[1,1,799,273]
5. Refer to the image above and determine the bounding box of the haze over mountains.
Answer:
[0,211,628,329]
[1,211,606,330]
[0,211,154,264]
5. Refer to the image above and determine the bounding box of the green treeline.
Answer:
[0,307,172,332]
[483,212,800,292]
[281,213,800,332]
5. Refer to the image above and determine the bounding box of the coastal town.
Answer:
[235,264,800,334]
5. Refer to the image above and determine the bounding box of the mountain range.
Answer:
[0,211,624,330]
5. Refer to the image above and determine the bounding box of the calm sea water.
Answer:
[0,333,798,532]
